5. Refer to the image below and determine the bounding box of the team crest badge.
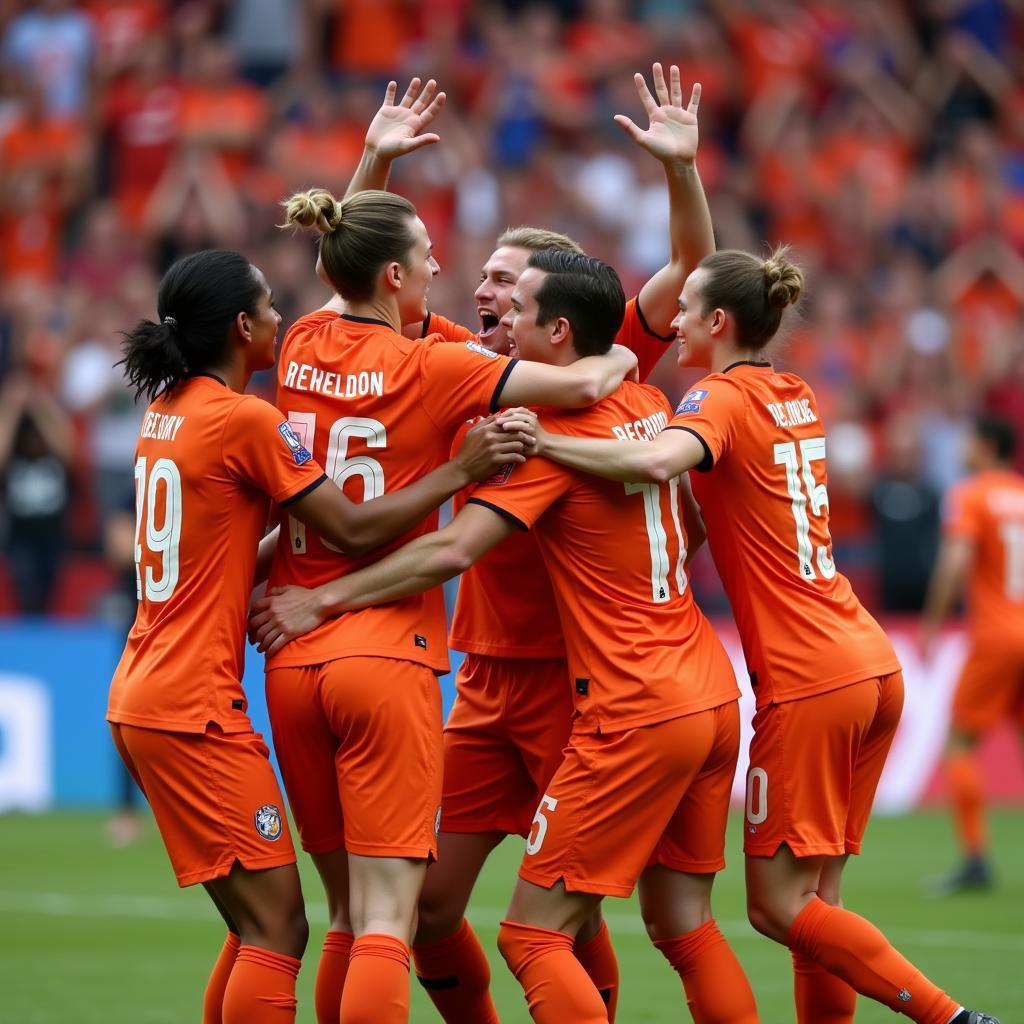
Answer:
[254,804,283,841]
[465,340,499,359]
[675,388,708,415]
[277,422,312,465]
[484,462,515,486]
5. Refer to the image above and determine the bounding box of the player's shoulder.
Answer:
[540,380,670,437]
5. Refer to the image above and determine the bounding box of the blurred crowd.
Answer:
[1,0,1023,618]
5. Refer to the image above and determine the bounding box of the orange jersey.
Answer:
[671,362,899,707]
[943,468,1024,648]
[422,311,476,343]
[267,311,516,671]
[446,297,671,659]
[107,375,326,733]
[471,381,738,734]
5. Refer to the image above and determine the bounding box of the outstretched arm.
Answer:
[496,345,638,409]
[920,536,972,660]
[344,78,446,197]
[616,64,715,335]
[249,504,514,653]
[500,408,706,484]
[287,416,527,557]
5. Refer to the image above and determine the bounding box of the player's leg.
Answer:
[641,701,757,1024]
[508,657,621,1018]
[746,674,992,1023]
[265,664,350,1024]
[202,883,242,1024]
[322,656,444,1024]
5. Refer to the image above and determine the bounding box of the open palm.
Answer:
[615,63,700,165]
[365,78,447,160]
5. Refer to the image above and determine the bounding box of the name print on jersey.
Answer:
[611,409,669,442]
[284,360,385,399]
[766,398,818,428]
[140,412,186,442]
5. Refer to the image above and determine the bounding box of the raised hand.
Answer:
[614,63,700,165]
[364,78,447,161]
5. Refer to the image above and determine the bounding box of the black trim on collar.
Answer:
[279,473,328,508]
[664,426,713,472]
[190,372,227,386]
[722,360,771,374]
[634,298,675,343]
[340,313,393,329]
[421,312,433,338]
[489,357,520,413]
[466,497,528,531]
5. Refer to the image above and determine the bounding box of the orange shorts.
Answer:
[743,672,904,859]
[443,654,572,837]
[951,645,1024,734]
[110,722,295,887]
[520,701,740,898]
[265,656,443,859]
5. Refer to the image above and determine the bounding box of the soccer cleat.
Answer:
[927,854,994,896]
[955,1012,1001,1024]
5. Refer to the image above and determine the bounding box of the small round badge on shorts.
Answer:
[254,804,283,842]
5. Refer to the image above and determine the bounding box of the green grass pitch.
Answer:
[2,810,1022,1022]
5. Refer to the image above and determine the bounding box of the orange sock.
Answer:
[653,919,758,1024]
[574,920,619,1022]
[315,930,353,1024]
[497,920,609,1023]
[946,751,986,856]
[788,898,959,1024]
[203,931,241,1024]
[413,918,499,1024]
[339,933,410,1024]
[221,945,300,1024]
[792,949,857,1023]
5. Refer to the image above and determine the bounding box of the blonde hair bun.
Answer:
[762,245,804,309]
[282,188,343,234]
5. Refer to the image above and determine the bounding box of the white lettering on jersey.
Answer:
[140,413,186,441]
[611,410,668,442]
[284,361,384,399]
[766,399,817,429]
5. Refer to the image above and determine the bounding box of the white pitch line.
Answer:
[1,891,1021,954]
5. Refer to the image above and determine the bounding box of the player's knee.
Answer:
[496,921,520,971]
[415,887,464,944]
[745,894,790,945]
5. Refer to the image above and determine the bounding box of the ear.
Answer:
[549,316,571,348]
[708,307,727,338]
[235,310,252,343]
[383,261,403,291]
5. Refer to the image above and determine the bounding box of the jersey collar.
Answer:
[340,313,393,329]
[722,360,772,374]
[189,372,227,386]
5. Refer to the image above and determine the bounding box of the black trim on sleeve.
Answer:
[279,473,328,507]
[466,497,528,531]
[634,298,675,343]
[340,313,393,329]
[722,360,771,374]
[665,426,713,472]
[421,312,433,338]
[489,357,520,413]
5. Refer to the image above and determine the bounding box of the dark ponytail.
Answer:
[121,249,263,401]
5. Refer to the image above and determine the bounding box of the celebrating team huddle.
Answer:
[108,67,1003,1024]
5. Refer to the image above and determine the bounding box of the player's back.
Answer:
[947,468,1024,648]
[472,381,738,734]
[269,310,514,670]
[108,375,320,733]
[673,362,898,706]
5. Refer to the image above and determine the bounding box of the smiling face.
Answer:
[243,266,282,372]
[394,215,440,325]
[473,245,531,354]
[672,267,717,369]
[500,266,566,364]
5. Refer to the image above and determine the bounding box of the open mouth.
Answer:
[478,311,501,339]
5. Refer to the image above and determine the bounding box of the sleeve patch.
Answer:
[484,463,515,486]
[676,388,709,414]
[278,421,313,465]
[465,340,499,359]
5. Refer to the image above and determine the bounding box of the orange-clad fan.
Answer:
[527,247,1001,1024]
[315,66,712,1022]
[258,179,637,1024]
[107,249,533,1024]
[250,250,758,1024]
[922,416,1024,896]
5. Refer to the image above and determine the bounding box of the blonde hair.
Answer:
[497,225,584,255]
[281,187,418,302]
[698,245,804,347]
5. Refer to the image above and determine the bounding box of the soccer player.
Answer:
[251,250,759,1024]
[922,415,1024,894]
[324,65,714,1021]
[512,248,1002,1024]
[263,187,638,1024]
[107,249,528,1024]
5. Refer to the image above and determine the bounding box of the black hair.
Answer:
[526,249,625,357]
[975,414,1017,462]
[120,250,263,401]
